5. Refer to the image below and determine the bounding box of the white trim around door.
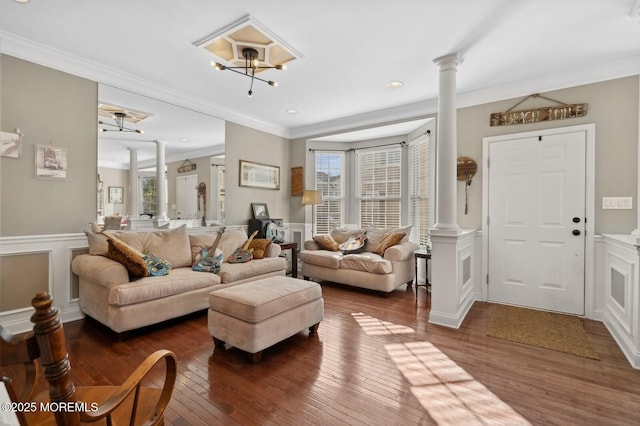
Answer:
[481,123,596,319]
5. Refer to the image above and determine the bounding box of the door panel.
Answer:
[488,131,586,314]
[176,175,198,219]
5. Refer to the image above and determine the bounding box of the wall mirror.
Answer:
[97,84,226,223]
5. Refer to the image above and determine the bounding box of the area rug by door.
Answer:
[487,304,599,360]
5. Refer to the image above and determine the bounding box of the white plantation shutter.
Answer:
[409,135,430,246]
[357,147,401,228]
[315,152,344,234]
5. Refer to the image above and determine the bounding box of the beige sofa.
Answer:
[71,226,286,333]
[300,226,419,294]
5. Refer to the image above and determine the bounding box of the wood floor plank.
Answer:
[38,282,640,425]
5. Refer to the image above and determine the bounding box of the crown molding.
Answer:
[290,55,640,140]
[0,30,289,139]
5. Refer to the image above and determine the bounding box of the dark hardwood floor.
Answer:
[57,282,640,425]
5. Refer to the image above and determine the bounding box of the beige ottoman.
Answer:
[208,276,324,362]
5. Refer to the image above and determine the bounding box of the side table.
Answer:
[414,249,431,298]
[276,241,298,278]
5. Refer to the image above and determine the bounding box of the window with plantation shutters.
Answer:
[315,152,344,234]
[409,135,430,246]
[357,147,401,228]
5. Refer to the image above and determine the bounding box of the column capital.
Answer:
[433,53,460,71]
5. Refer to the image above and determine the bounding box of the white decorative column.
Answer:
[432,54,460,233]
[128,148,139,218]
[429,53,476,329]
[155,140,168,221]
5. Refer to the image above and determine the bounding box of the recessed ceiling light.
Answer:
[15,0,30,3]
[387,81,403,89]
[286,109,297,115]
[179,138,189,142]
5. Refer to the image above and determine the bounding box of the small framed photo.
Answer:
[251,203,269,219]
[35,144,67,180]
[109,186,124,204]
[1,131,22,158]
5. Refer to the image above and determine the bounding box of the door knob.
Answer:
[572,230,581,236]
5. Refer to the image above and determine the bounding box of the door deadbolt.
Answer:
[572,217,581,223]
[572,229,581,236]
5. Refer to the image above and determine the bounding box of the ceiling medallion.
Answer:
[194,14,303,96]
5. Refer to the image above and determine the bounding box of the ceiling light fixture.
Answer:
[212,47,285,97]
[387,81,404,89]
[99,112,144,134]
[286,109,297,114]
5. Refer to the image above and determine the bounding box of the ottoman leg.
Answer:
[309,322,320,334]
[249,351,263,363]
[212,336,225,348]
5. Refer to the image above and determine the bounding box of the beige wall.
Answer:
[457,76,639,235]
[0,54,98,236]
[225,122,291,226]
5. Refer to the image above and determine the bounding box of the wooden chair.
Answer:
[1,292,177,425]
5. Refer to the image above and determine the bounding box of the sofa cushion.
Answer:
[116,225,192,268]
[248,239,272,259]
[330,227,364,244]
[340,253,392,274]
[313,234,340,251]
[106,238,149,278]
[373,232,407,256]
[299,250,342,269]
[108,267,221,307]
[217,257,286,284]
[190,232,227,265]
[364,225,412,252]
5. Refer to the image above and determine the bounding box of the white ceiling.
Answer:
[1,0,640,167]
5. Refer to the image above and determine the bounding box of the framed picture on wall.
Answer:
[35,144,67,180]
[239,160,280,190]
[109,186,124,204]
[1,131,22,158]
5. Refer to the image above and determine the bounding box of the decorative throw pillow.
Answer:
[143,251,172,276]
[313,234,340,251]
[248,239,272,259]
[373,232,406,256]
[106,238,149,278]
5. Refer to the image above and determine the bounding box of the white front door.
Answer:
[488,130,586,314]
[176,174,198,219]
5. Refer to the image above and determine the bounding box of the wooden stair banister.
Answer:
[1,292,177,425]
[31,291,80,425]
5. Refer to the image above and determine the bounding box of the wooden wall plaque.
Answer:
[291,167,303,196]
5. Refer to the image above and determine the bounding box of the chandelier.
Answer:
[212,47,286,97]
[99,112,144,134]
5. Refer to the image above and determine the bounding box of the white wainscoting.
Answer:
[602,234,640,369]
[0,233,87,334]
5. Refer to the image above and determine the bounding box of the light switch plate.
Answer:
[602,197,633,209]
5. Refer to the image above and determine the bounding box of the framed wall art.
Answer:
[109,186,124,204]
[291,166,303,196]
[251,202,270,219]
[239,160,280,190]
[35,144,67,180]
[1,131,22,158]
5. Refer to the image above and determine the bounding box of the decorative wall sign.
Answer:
[291,166,303,196]
[490,94,587,127]
[1,131,22,158]
[35,144,67,180]
[239,160,280,190]
[178,159,196,173]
